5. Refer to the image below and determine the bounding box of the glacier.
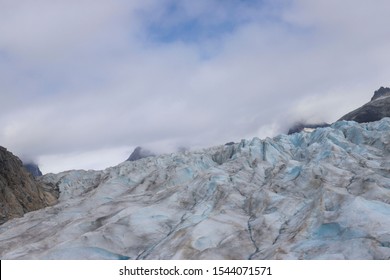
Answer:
[0,118,390,259]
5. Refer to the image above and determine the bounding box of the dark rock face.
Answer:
[371,87,390,101]
[0,146,58,225]
[339,87,390,123]
[126,147,155,162]
[23,162,43,177]
[287,122,330,135]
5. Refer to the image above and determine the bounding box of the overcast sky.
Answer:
[1,0,390,174]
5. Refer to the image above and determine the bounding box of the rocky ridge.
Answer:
[339,86,390,123]
[288,86,390,134]
[371,87,390,101]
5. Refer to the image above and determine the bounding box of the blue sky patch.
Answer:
[142,0,270,44]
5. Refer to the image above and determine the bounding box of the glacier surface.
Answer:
[1,119,390,259]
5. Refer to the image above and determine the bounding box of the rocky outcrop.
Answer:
[339,87,390,123]
[126,146,155,161]
[23,162,43,177]
[287,122,330,135]
[371,87,390,101]
[0,146,58,225]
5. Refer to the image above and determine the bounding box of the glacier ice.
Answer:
[1,118,390,259]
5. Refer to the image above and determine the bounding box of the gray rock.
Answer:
[287,122,330,135]
[338,87,390,123]
[23,162,43,177]
[371,86,390,101]
[126,146,155,161]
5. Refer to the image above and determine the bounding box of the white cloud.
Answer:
[38,145,133,174]
[1,0,390,173]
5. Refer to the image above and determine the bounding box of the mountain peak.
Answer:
[23,162,43,177]
[371,86,390,101]
[126,146,155,161]
[338,86,390,123]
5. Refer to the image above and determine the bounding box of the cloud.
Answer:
[38,145,133,174]
[1,0,390,173]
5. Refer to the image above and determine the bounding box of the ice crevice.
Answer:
[247,215,260,260]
